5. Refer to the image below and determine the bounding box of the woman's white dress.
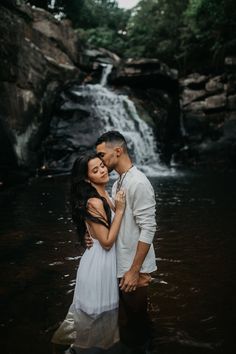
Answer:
[73,231,118,316]
[52,216,119,349]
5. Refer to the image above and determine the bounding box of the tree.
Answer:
[26,0,236,73]
[181,0,236,71]
[63,0,130,55]
[124,0,188,66]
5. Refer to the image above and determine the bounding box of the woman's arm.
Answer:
[87,191,125,250]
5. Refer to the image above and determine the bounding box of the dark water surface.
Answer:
[0,170,235,354]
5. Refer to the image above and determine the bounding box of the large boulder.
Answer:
[110,58,178,91]
[204,93,227,112]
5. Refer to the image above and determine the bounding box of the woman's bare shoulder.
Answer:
[87,197,103,209]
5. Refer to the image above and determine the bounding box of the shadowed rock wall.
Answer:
[0,1,82,185]
[178,58,236,168]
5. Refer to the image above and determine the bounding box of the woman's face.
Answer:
[87,157,109,185]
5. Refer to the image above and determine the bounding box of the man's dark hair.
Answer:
[96,131,128,152]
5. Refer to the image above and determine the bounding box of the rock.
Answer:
[0,116,18,169]
[205,112,227,123]
[181,89,207,106]
[41,86,105,171]
[180,73,208,90]
[224,77,236,94]
[204,94,226,111]
[32,7,79,64]
[78,47,121,84]
[225,57,236,68]
[179,69,236,168]
[129,86,181,164]
[183,111,207,142]
[80,47,121,76]
[184,100,206,112]
[227,112,236,120]
[110,58,178,90]
[205,76,224,94]
[0,83,38,130]
[0,1,81,179]
[82,47,121,65]
[227,94,236,110]
[223,117,236,139]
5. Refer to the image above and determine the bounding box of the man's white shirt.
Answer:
[112,166,157,278]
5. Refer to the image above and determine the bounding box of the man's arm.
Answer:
[120,180,156,292]
[119,241,150,291]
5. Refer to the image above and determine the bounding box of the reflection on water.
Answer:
[0,170,235,354]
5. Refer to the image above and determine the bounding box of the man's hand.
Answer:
[84,230,93,249]
[119,269,140,293]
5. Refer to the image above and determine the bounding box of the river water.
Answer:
[0,169,235,354]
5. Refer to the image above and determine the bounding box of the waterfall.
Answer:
[43,65,175,176]
[49,0,56,8]
[70,83,168,175]
[100,64,113,86]
[13,120,39,165]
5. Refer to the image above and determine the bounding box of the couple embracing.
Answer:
[52,131,157,353]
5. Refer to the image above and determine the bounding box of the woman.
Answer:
[52,152,125,353]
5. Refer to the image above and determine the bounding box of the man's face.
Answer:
[96,142,118,172]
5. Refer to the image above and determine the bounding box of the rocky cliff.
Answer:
[0,1,81,185]
[178,59,236,168]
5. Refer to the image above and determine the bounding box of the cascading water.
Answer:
[43,64,173,176]
[100,64,113,87]
[71,64,169,175]
[70,84,167,175]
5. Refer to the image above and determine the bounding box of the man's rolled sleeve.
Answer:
[131,181,156,244]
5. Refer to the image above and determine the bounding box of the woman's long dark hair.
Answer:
[70,152,111,245]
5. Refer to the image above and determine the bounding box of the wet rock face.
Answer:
[178,58,236,167]
[110,58,178,91]
[0,2,81,185]
[127,87,181,165]
[40,82,166,173]
[41,87,104,172]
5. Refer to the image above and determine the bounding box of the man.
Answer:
[95,131,157,351]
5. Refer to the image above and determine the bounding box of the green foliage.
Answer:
[124,0,189,64]
[180,0,236,71]
[62,0,130,55]
[124,0,236,72]
[26,0,236,72]
[63,0,127,29]
[81,27,125,54]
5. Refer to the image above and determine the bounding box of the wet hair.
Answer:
[95,131,128,153]
[70,152,111,245]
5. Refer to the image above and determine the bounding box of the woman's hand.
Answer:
[115,189,126,212]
